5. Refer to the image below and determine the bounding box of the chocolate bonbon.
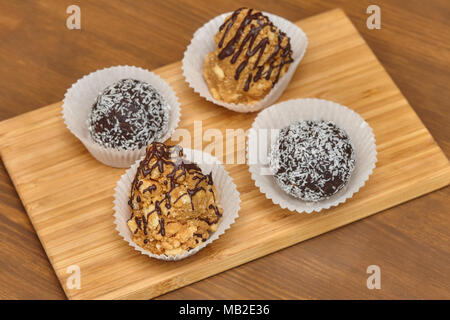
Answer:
[270,120,355,201]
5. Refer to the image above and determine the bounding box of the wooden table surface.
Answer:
[0,0,448,300]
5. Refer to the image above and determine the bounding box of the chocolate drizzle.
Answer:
[209,204,222,217]
[129,142,222,234]
[142,214,148,235]
[159,218,165,236]
[134,217,141,231]
[143,185,157,194]
[217,8,293,91]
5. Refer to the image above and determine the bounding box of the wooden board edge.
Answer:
[0,147,71,299]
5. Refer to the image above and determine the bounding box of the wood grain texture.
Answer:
[0,0,449,300]
[0,9,449,300]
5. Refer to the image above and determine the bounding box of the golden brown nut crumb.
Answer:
[127,142,223,256]
[203,7,293,105]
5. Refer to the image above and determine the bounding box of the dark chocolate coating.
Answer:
[88,79,169,150]
[270,120,355,202]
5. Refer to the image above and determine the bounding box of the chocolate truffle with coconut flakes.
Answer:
[88,78,169,150]
[269,120,355,202]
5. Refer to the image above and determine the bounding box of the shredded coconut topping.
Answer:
[270,120,355,202]
[88,79,169,150]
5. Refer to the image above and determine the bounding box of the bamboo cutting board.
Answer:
[0,9,449,300]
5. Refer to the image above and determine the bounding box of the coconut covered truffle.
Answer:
[127,142,223,256]
[270,120,355,201]
[88,79,169,150]
[203,7,294,105]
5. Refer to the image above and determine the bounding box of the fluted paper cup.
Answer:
[113,148,241,261]
[62,66,181,168]
[247,98,377,213]
[182,11,308,113]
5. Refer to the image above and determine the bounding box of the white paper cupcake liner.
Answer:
[182,11,308,113]
[247,98,377,213]
[62,66,181,168]
[113,148,241,261]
